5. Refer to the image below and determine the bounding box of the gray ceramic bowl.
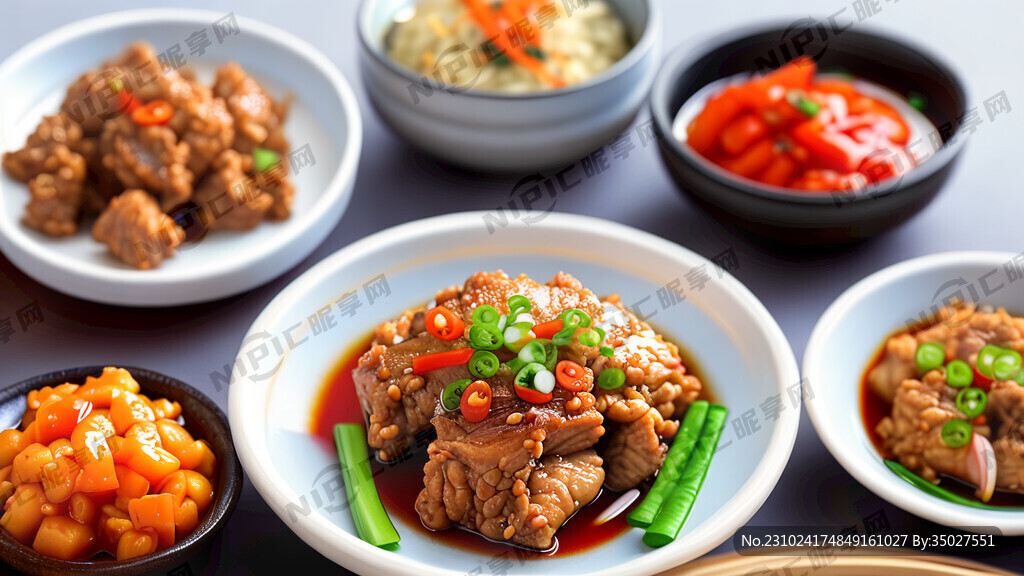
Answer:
[650,23,969,243]
[0,366,242,576]
[357,0,659,172]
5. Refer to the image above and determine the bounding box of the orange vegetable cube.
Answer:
[70,413,116,447]
[114,464,150,511]
[128,493,175,549]
[40,458,79,503]
[115,527,158,560]
[47,438,74,460]
[154,420,206,470]
[35,396,94,445]
[68,492,100,526]
[71,430,119,493]
[157,470,214,514]
[110,390,156,436]
[191,440,217,479]
[32,515,96,561]
[173,497,199,535]
[12,443,53,485]
[0,428,27,469]
[0,483,46,544]
[150,398,182,420]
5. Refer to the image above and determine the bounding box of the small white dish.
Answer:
[0,9,362,306]
[804,251,1024,534]
[357,0,659,172]
[228,211,800,576]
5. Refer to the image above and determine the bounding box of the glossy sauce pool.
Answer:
[860,320,1024,508]
[311,333,715,557]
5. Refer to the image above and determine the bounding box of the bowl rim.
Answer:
[228,210,802,576]
[0,365,243,574]
[0,8,363,305]
[356,0,659,101]
[803,251,1024,534]
[650,21,970,206]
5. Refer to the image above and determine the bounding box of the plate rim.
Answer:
[228,210,802,576]
[0,8,363,306]
[803,250,1024,534]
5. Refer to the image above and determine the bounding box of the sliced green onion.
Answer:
[468,351,500,379]
[907,93,927,112]
[561,309,592,329]
[506,357,526,375]
[993,350,1023,381]
[941,419,972,448]
[915,342,946,374]
[598,368,626,390]
[539,339,558,372]
[518,340,547,365]
[333,424,401,550]
[471,305,501,327]
[533,369,556,394]
[441,379,472,411]
[956,388,987,419]
[628,401,710,528]
[109,77,124,93]
[643,405,728,548]
[945,360,974,388]
[503,322,533,351]
[507,295,531,319]
[976,345,1004,378]
[514,362,547,390]
[552,326,575,347]
[253,147,281,172]
[1014,370,1024,386]
[578,330,602,347]
[469,324,503,350]
[496,314,508,331]
[600,346,615,358]
[884,460,1024,511]
[786,89,821,118]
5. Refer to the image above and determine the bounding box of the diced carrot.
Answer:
[115,527,159,560]
[70,413,116,448]
[12,443,53,485]
[71,429,119,493]
[719,113,770,156]
[114,464,151,512]
[125,443,179,487]
[40,458,78,503]
[173,497,199,534]
[191,440,218,479]
[149,398,182,420]
[720,138,775,178]
[97,504,132,554]
[757,153,799,187]
[0,483,46,544]
[68,492,100,527]
[35,396,94,445]
[0,429,27,469]
[110,390,156,436]
[32,515,95,561]
[128,493,175,549]
[154,420,206,470]
[688,87,746,156]
[157,470,214,514]
[47,438,74,460]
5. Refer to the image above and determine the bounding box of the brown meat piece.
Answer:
[415,449,604,550]
[192,150,272,230]
[869,303,1024,402]
[100,116,193,211]
[2,115,84,182]
[23,146,87,237]
[602,407,669,491]
[987,381,1024,493]
[876,371,991,488]
[352,331,471,461]
[213,62,290,154]
[164,80,235,176]
[256,163,294,221]
[92,190,184,270]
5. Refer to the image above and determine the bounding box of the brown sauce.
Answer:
[311,332,715,556]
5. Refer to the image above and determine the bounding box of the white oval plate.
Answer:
[804,251,1024,534]
[228,212,800,576]
[0,9,362,306]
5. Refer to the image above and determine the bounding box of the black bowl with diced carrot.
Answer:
[0,366,241,576]
[650,24,969,243]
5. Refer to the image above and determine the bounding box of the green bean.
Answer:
[643,405,728,548]
[884,460,1024,511]
[334,424,401,550]
[627,401,709,528]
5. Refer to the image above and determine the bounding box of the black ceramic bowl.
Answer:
[0,367,242,576]
[651,23,969,243]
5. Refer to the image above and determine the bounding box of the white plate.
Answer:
[804,251,1024,534]
[0,9,362,306]
[228,212,801,576]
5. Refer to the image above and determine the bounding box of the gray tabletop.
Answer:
[2,1,1023,574]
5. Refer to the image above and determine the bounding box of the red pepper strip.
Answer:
[531,318,564,340]
[412,348,474,375]
[425,306,466,341]
[687,87,745,156]
[756,153,799,187]
[117,89,141,114]
[514,383,553,404]
[131,99,174,126]
[719,113,769,156]
[720,138,775,178]
[791,120,871,173]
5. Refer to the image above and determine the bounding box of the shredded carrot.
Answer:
[460,0,564,88]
